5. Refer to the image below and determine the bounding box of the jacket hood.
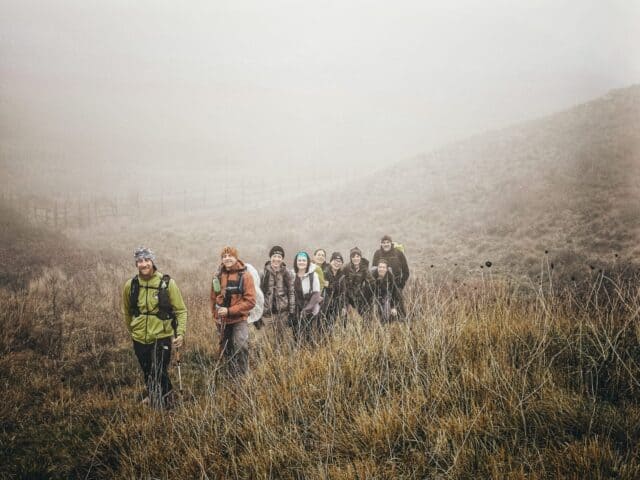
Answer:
[137,271,163,283]
[301,266,316,279]
[220,259,246,273]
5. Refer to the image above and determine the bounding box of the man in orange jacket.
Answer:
[211,246,256,376]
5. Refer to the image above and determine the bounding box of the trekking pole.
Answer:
[172,318,183,393]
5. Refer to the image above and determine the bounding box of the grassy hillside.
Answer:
[1,240,638,478]
[275,85,640,280]
[1,87,639,478]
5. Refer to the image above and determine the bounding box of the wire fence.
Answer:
[0,173,358,230]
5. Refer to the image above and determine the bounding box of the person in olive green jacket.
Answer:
[123,246,187,409]
[312,249,329,289]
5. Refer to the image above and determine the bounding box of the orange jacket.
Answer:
[210,260,256,325]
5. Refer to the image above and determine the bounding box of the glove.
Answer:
[253,318,264,330]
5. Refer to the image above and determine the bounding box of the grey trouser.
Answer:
[262,311,290,340]
[217,321,249,376]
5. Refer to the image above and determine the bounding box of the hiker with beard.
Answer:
[372,258,405,323]
[211,246,256,376]
[259,245,295,345]
[322,252,348,330]
[345,247,374,318]
[123,246,187,409]
[292,251,322,345]
[371,235,410,291]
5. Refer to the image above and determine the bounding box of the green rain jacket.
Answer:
[122,271,187,344]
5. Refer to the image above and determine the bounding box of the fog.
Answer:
[1,0,639,195]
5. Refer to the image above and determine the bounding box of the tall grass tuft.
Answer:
[1,267,639,478]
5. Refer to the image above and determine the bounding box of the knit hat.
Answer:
[350,247,362,259]
[220,246,239,258]
[269,245,285,258]
[134,246,155,263]
[381,234,393,243]
[330,252,344,263]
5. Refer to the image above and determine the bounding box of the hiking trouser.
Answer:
[374,297,405,323]
[217,321,249,376]
[321,302,344,331]
[349,299,371,319]
[133,338,172,408]
[261,311,290,347]
[291,311,320,345]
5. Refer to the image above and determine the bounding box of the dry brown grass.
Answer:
[1,258,639,479]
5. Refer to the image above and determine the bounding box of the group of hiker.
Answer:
[122,235,409,408]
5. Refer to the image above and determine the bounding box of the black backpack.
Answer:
[129,274,175,321]
[215,267,247,308]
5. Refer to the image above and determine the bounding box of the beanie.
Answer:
[134,246,155,263]
[381,234,393,243]
[330,252,344,263]
[220,246,239,258]
[350,247,362,259]
[269,245,285,258]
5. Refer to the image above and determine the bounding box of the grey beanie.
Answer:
[134,246,156,263]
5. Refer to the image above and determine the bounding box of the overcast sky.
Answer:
[1,0,639,182]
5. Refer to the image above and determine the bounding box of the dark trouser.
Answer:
[217,321,249,376]
[350,298,371,319]
[374,297,405,323]
[133,338,172,408]
[322,301,344,330]
[291,311,320,345]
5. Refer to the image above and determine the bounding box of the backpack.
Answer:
[129,274,175,322]
[213,264,264,323]
[393,242,405,254]
[245,263,264,323]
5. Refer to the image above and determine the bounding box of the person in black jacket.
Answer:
[345,247,374,317]
[372,258,405,323]
[292,251,322,345]
[371,235,410,290]
[322,252,348,330]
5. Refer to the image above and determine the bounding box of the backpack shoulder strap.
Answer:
[261,267,271,292]
[237,267,246,294]
[282,268,291,290]
[129,275,140,316]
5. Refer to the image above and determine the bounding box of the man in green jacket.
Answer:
[123,246,187,409]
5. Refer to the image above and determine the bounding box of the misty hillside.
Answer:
[1,86,638,285]
[292,85,640,278]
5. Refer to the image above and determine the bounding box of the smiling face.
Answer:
[270,253,283,269]
[296,255,308,272]
[330,258,343,271]
[351,254,361,267]
[222,253,238,269]
[377,261,388,277]
[381,240,393,252]
[314,249,326,265]
[136,257,154,279]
